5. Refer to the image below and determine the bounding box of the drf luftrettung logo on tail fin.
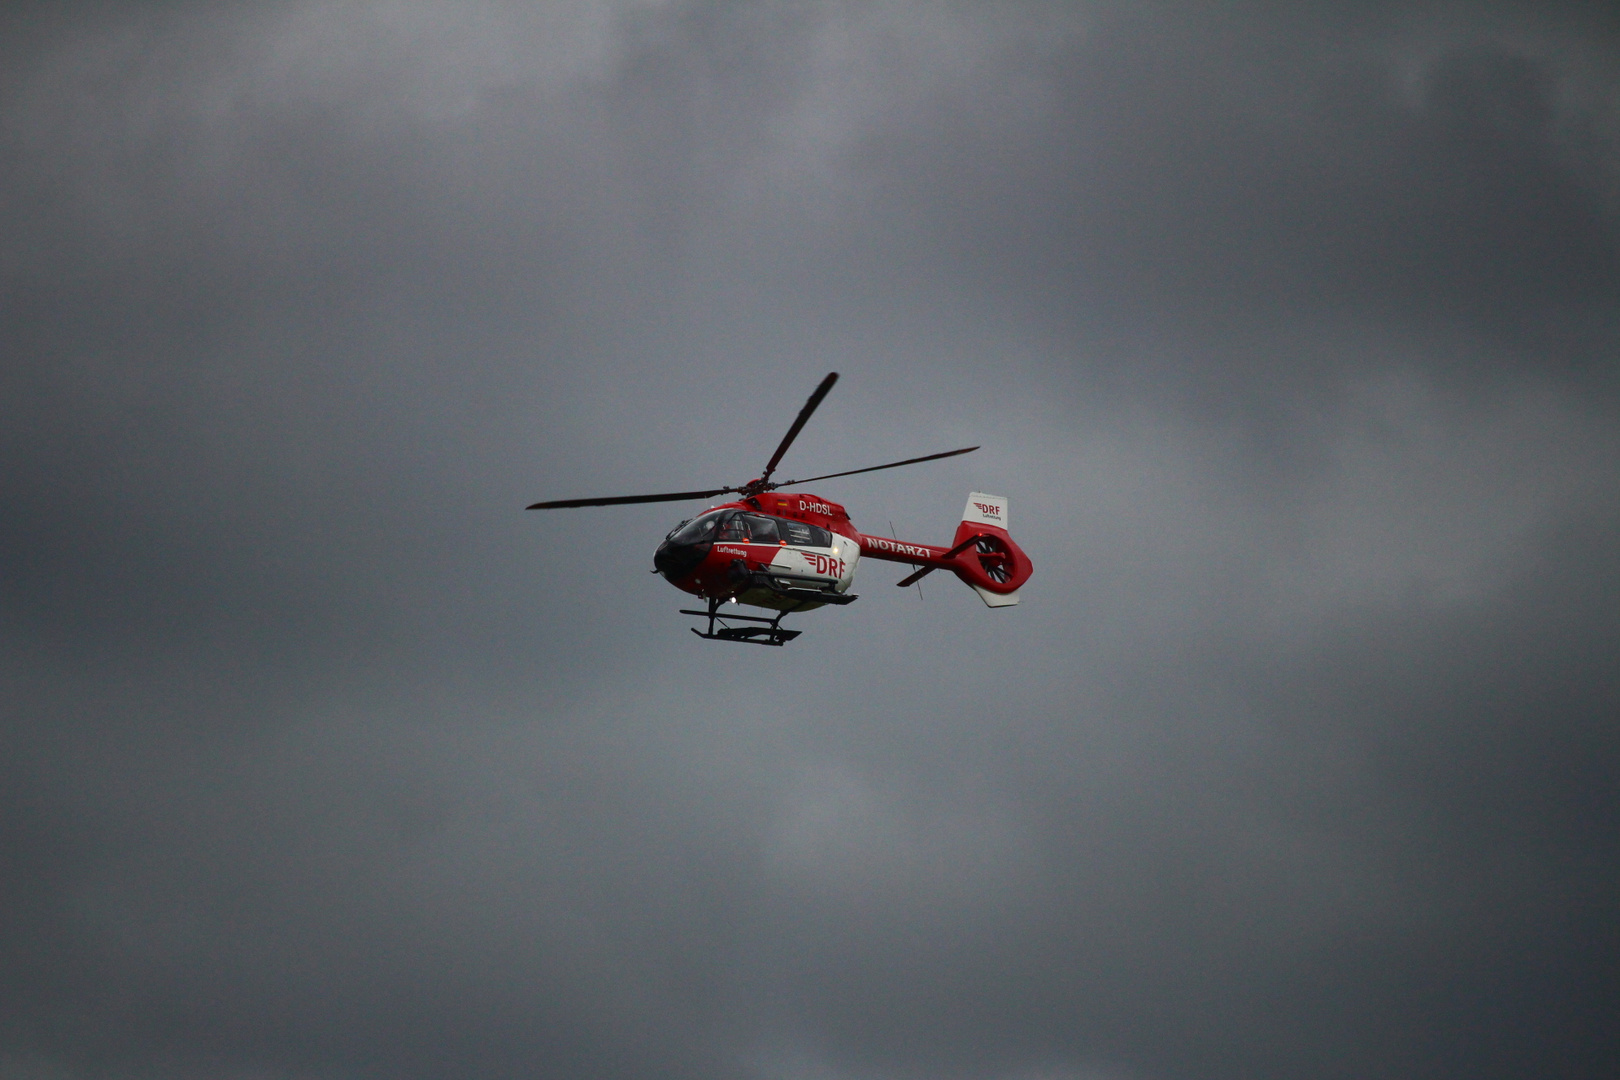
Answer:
[961,492,1007,528]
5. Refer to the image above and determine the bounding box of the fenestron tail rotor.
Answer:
[524,371,978,510]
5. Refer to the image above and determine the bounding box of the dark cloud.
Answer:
[2,3,1618,1079]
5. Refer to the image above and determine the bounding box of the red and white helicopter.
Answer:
[527,373,1032,645]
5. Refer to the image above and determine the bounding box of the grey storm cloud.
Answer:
[2,2,1617,1079]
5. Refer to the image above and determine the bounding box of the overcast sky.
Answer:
[3,2,1618,1078]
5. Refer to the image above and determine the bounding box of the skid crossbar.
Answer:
[680,581,842,646]
[681,601,804,646]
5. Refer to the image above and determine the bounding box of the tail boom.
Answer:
[855,492,1032,607]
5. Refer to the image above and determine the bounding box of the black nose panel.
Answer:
[654,538,709,581]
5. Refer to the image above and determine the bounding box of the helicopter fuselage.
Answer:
[653,490,1026,612]
[653,491,859,611]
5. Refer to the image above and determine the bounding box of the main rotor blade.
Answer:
[526,487,735,510]
[759,371,838,485]
[772,445,979,489]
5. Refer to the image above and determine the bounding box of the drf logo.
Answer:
[805,553,845,577]
[973,501,1002,519]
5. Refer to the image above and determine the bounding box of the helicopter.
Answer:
[527,372,1032,645]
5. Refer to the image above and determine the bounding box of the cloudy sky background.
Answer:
[3,2,1618,1078]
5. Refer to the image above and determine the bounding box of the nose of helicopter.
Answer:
[653,535,708,581]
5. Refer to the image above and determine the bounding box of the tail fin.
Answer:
[951,492,1032,607]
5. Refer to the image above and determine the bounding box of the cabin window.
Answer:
[779,518,832,547]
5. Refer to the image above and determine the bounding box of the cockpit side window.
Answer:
[715,513,780,543]
[742,515,780,543]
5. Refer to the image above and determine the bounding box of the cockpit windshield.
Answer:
[667,509,727,546]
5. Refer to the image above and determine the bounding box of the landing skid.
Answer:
[681,598,805,646]
[681,589,855,646]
